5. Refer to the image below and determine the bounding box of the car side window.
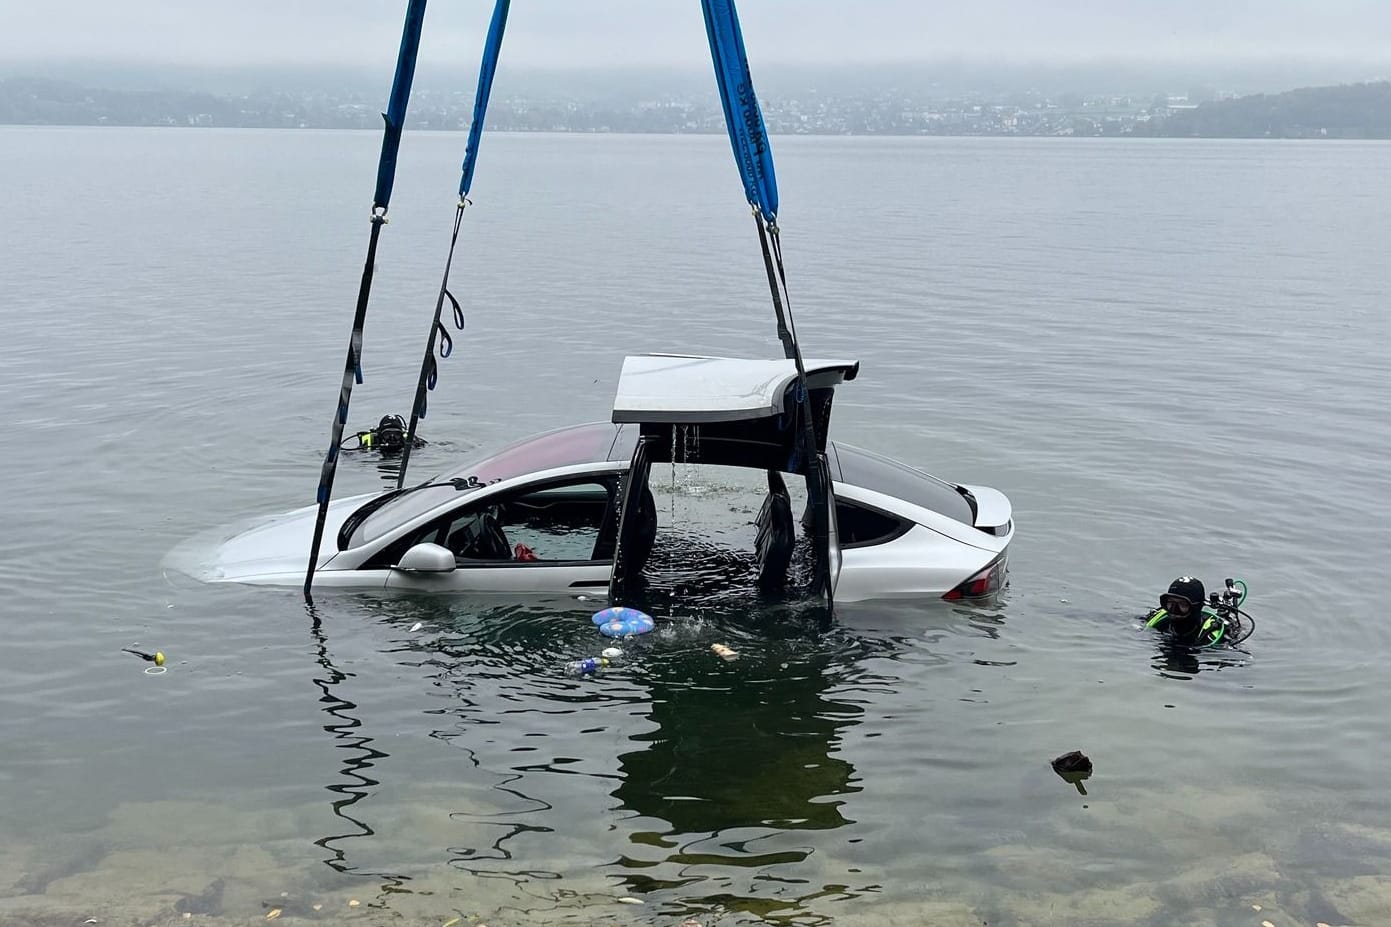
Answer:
[499,480,615,562]
[835,498,911,548]
[366,477,617,568]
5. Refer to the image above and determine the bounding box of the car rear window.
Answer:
[831,442,975,525]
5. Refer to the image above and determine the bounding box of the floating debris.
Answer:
[349,899,361,907]
[601,647,623,660]
[1251,904,1262,911]
[710,643,737,660]
[618,896,645,905]
[312,904,323,911]
[266,909,282,920]
[566,656,609,675]
[1260,921,1274,927]
[1050,750,1093,795]
[443,918,462,927]
[594,606,655,638]
[410,622,423,632]
[1051,751,1092,775]
[123,647,165,666]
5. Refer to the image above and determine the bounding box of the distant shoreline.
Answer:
[4,122,1388,141]
[4,78,1387,139]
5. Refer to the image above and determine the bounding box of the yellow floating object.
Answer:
[266,909,282,920]
[443,918,462,927]
[154,651,165,666]
[349,899,361,907]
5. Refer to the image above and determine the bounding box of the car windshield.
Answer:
[345,422,624,549]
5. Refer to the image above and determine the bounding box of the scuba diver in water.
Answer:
[1144,576,1255,648]
[340,414,427,455]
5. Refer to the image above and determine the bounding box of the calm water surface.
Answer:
[2,127,1390,927]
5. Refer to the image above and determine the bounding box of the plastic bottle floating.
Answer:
[566,657,610,675]
[592,607,655,638]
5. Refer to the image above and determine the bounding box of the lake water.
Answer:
[3,126,1390,927]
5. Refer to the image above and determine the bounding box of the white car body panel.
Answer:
[612,354,859,423]
[829,481,1009,603]
[384,562,612,594]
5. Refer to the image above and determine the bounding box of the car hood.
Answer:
[163,492,377,583]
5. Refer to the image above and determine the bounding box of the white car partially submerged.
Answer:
[167,355,1013,604]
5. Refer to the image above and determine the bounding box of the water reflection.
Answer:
[1150,636,1251,678]
[303,593,909,922]
[610,632,867,924]
[304,603,411,892]
[614,643,860,844]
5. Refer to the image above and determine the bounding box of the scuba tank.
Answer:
[1207,578,1255,644]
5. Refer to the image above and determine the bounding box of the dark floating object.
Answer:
[1051,750,1093,795]
[1051,750,1092,774]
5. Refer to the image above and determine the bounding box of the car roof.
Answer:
[434,421,634,482]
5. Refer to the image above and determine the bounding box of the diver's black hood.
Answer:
[1162,576,1206,610]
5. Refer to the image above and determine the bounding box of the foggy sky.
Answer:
[4,0,1390,73]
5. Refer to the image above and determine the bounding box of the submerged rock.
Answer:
[1321,874,1391,925]
[173,878,225,916]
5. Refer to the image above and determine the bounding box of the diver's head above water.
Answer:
[1159,576,1206,626]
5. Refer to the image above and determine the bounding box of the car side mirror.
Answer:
[395,542,456,573]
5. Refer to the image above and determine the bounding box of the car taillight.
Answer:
[943,555,1006,601]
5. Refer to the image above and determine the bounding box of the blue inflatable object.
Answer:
[592,607,655,638]
[591,607,649,627]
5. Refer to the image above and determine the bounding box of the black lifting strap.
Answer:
[751,214,833,608]
[753,211,797,361]
[395,201,470,490]
[305,210,387,602]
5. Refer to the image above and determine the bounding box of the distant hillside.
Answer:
[5,74,1391,139]
[1135,81,1391,138]
[0,77,376,129]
